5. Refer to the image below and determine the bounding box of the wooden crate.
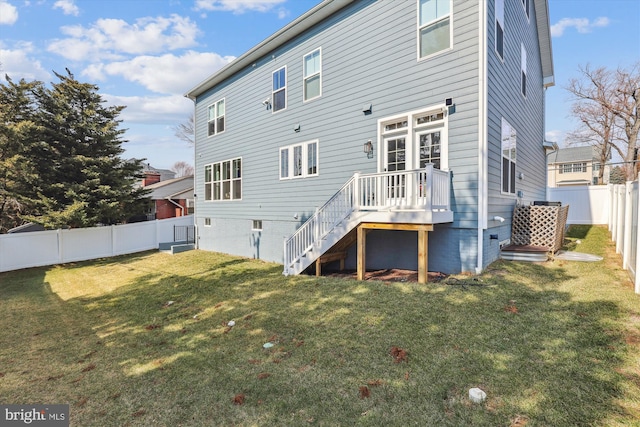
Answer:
[511,205,569,252]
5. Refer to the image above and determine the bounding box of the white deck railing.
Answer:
[284,165,451,269]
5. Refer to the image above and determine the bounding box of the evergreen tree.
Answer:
[1,70,150,231]
[0,76,43,232]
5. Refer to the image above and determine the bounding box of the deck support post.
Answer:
[418,227,428,284]
[357,225,366,280]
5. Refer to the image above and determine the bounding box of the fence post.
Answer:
[623,182,633,269]
[111,225,116,256]
[57,229,63,264]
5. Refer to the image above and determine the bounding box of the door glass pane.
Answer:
[386,137,406,172]
[419,132,441,169]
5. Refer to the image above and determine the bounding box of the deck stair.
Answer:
[283,165,453,276]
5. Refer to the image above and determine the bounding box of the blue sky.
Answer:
[1,0,639,170]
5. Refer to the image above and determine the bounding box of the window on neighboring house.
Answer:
[521,43,527,97]
[204,158,241,201]
[280,140,319,179]
[521,0,530,19]
[272,67,286,112]
[495,0,504,60]
[303,48,321,101]
[207,98,225,136]
[501,118,517,195]
[204,218,211,226]
[418,0,452,59]
[252,220,263,231]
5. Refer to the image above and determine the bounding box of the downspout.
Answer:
[166,197,185,217]
[476,0,488,274]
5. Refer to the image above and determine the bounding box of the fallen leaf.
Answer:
[233,394,245,405]
[132,409,146,417]
[76,397,88,407]
[390,346,408,363]
[257,372,271,379]
[359,386,370,399]
[367,379,384,387]
[145,324,161,330]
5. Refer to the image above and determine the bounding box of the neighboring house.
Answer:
[140,163,176,187]
[547,146,610,187]
[186,0,554,279]
[7,223,46,233]
[144,175,194,220]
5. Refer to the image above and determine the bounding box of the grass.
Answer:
[1,225,639,426]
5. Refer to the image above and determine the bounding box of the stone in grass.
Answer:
[469,387,487,403]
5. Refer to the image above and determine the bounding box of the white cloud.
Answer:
[545,130,566,145]
[0,1,18,25]
[194,0,286,14]
[0,42,51,81]
[551,16,611,37]
[47,14,200,61]
[102,93,193,124]
[53,0,79,16]
[83,50,235,95]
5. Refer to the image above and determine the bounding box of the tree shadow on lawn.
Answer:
[0,253,634,426]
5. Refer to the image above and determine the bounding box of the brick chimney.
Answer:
[142,172,161,186]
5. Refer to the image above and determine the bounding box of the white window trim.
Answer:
[272,66,287,113]
[207,98,226,137]
[494,0,505,61]
[500,117,517,196]
[377,104,449,173]
[279,139,319,180]
[204,157,242,202]
[302,48,322,102]
[416,0,453,61]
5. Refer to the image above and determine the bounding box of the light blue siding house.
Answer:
[186,0,554,281]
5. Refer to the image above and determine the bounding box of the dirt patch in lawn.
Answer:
[321,269,447,283]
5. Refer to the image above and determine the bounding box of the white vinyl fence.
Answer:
[0,215,194,273]
[549,183,640,294]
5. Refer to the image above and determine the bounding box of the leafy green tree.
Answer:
[0,70,150,231]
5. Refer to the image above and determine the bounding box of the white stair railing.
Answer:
[283,165,451,274]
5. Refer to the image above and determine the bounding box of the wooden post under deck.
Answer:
[357,223,434,284]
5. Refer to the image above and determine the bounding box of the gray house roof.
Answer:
[185,0,554,99]
[549,146,597,164]
[145,175,194,200]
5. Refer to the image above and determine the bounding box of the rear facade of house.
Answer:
[187,0,554,275]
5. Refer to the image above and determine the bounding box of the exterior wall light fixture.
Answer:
[364,140,374,159]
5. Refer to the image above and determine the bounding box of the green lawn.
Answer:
[1,225,639,426]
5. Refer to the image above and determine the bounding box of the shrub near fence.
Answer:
[549,183,640,295]
[0,216,194,273]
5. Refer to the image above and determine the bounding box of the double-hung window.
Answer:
[204,158,241,201]
[418,0,452,59]
[501,118,517,195]
[280,140,318,179]
[303,48,321,101]
[495,0,504,60]
[521,0,530,20]
[207,98,225,136]
[521,43,527,97]
[272,67,286,112]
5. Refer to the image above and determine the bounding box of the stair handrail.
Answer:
[284,174,358,269]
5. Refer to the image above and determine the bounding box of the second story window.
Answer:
[303,48,321,101]
[521,43,527,97]
[495,0,504,60]
[418,0,452,59]
[208,98,225,137]
[272,67,286,112]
